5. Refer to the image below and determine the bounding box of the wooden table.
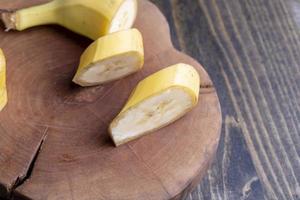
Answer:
[150,0,300,200]
[0,0,299,199]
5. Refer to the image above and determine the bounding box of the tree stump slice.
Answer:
[0,0,222,199]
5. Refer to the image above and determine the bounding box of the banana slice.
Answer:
[0,49,7,111]
[109,63,200,146]
[73,29,144,87]
[1,0,138,40]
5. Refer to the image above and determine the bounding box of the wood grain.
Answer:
[0,0,221,199]
[149,0,300,199]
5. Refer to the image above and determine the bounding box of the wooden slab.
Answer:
[0,0,222,199]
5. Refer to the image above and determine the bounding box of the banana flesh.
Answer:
[1,0,137,40]
[0,49,7,111]
[73,28,144,87]
[109,0,137,33]
[109,63,200,146]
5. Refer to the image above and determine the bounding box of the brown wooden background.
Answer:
[149,0,300,199]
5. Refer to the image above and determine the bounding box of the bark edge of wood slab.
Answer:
[0,0,222,199]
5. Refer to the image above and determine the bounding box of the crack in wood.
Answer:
[200,84,213,89]
[8,129,48,200]
[126,144,172,200]
[200,84,216,95]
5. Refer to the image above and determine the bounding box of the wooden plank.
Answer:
[150,0,300,199]
[186,117,265,200]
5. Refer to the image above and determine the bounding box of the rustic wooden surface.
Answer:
[149,0,300,200]
[0,0,221,199]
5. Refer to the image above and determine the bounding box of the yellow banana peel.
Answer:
[1,0,138,40]
[0,49,7,111]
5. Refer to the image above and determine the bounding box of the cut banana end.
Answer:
[0,49,7,111]
[109,0,138,34]
[109,63,200,146]
[73,29,144,87]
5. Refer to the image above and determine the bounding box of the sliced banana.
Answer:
[0,49,7,111]
[73,28,144,87]
[109,63,200,146]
